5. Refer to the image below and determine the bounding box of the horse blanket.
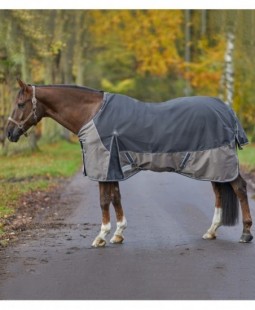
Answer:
[78,92,248,182]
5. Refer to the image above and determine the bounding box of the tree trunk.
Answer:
[201,10,207,36]
[223,32,235,107]
[21,40,38,151]
[41,11,63,143]
[61,13,76,142]
[184,10,192,96]
[221,31,235,107]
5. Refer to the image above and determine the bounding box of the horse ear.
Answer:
[17,78,27,90]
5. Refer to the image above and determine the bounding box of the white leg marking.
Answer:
[203,208,222,240]
[110,217,127,244]
[92,222,111,247]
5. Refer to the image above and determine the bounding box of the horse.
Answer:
[6,79,253,247]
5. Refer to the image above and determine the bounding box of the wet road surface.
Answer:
[0,171,255,300]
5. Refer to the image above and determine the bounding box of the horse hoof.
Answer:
[92,237,107,247]
[239,233,253,243]
[202,232,216,240]
[110,235,124,244]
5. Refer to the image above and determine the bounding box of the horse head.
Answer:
[6,79,43,142]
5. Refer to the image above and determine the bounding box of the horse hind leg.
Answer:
[231,174,253,243]
[110,182,127,244]
[203,182,223,240]
[92,182,112,247]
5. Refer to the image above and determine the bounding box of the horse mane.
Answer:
[30,84,104,94]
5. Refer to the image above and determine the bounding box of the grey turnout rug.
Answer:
[78,93,248,182]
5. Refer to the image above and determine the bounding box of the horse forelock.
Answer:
[16,88,26,101]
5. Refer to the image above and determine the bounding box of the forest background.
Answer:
[0,10,255,153]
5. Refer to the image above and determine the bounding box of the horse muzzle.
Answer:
[6,126,21,142]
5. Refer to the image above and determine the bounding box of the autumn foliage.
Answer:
[0,10,255,152]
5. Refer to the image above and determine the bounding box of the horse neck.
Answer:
[36,86,104,134]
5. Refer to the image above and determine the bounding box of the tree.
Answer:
[89,10,183,77]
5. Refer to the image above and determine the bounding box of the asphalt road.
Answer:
[1,171,255,300]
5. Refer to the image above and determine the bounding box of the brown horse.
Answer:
[6,79,253,247]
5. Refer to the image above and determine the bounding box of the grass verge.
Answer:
[238,143,255,172]
[0,140,82,232]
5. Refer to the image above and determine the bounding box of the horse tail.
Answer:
[217,182,239,226]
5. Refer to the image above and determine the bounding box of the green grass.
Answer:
[0,140,82,219]
[238,143,255,171]
[0,140,81,180]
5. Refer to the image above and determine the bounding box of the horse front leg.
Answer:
[231,174,253,243]
[92,182,112,247]
[110,182,127,244]
[203,182,223,240]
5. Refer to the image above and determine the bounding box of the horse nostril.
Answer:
[7,129,12,140]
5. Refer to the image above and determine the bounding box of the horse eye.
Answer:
[17,102,25,109]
